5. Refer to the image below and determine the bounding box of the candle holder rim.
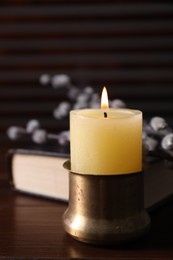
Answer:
[63,160,142,177]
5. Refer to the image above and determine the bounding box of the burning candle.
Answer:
[70,87,142,175]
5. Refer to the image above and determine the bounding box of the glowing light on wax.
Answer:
[70,87,142,175]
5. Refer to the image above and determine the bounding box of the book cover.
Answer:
[7,148,173,211]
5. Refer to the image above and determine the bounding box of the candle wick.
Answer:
[104,112,107,118]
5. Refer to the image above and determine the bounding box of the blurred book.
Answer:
[144,159,173,211]
[7,148,69,202]
[7,148,173,211]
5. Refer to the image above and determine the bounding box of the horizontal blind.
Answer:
[0,0,173,133]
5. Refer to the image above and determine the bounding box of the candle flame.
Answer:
[101,86,109,109]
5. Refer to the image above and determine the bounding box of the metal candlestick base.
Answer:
[63,161,150,245]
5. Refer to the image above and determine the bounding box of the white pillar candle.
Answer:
[70,88,142,175]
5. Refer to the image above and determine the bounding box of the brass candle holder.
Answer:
[63,161,150,245]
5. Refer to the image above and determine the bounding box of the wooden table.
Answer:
[1,142,173,259]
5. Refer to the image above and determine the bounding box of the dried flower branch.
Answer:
[6,74,173,164]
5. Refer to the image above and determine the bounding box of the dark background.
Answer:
[0,0,173,137]
[0,2,173,258]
